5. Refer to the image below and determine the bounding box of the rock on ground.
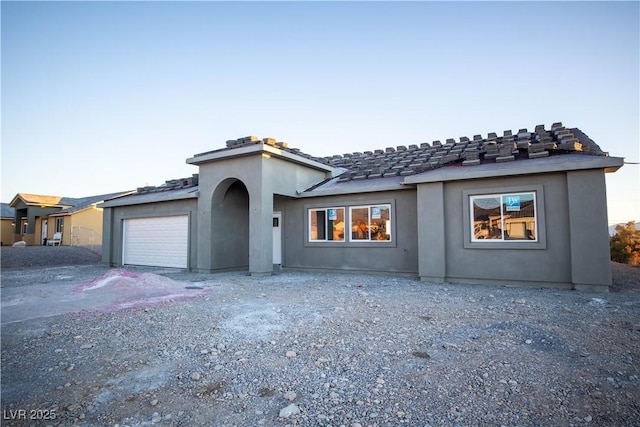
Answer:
[1,261,639,426]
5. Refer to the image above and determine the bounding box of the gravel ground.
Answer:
[1,247,640,426]
[1,246,102,269]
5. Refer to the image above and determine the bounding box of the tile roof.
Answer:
[402,153,623,185]
[204,122,607,185]
[53,191,135,214]
[99,185,199,208]
[10,192,132,212]
[195,136,327,164]
[98,176,199,207]
[321,122,607,183]
[12,193,75,207]
[126,122,612,202]
[134,174,199,195]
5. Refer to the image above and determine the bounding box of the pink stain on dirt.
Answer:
[72,270,209,313]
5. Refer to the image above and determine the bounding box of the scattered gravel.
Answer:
[611,261,640,293]
[1,250,640,426]
[1,246,101,268]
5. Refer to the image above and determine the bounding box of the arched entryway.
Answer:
[211,178,250,270]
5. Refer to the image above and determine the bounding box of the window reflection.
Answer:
[351,208,369,240]
[350,205,391,241]
[310,208,345,241]
[472,193,536,242]
[309,204,392,243]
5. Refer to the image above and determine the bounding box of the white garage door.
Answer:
[123,216,189,268]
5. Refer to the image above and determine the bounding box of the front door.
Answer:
[273,212,282,265]
[41,219,48,245]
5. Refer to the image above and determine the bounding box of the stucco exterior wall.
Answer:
[1,219,14,246]
[210,180,250,270]
[566,170,612,290]
[56,217,67,244]
[35,218,44,245]
[102,199,198,268]
[40,216,67,245]
[416,182,446,281]
[193,153,329,274]
[11,202,63,245]
[71,206,104,234]
[51,206,105,247]
[48,217,68,245]
[417,170,611,290]
[276,189,419,274]
[97,143,616,291]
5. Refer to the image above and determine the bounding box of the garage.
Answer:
[123,215,189,268]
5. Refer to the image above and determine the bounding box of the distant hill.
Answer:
[609,221,640,236]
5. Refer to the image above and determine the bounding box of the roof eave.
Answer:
[403,155,625,185]
[49,205,96,217]
[9,194,69,209]
[299,179,412,198]
[186,143,339,174]
[98,189,199,208]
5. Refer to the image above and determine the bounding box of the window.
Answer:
[55,217,64,233]
[470,192,537,242]
[309,208,345,241]
[350,204,391,242]
[306,201,395,247]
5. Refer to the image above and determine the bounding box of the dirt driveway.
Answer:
[2,247,639,426]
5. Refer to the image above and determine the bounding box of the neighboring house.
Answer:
[100,122,624,291]
[9,192,132,247]
[1,203,16,246]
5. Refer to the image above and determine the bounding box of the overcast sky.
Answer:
[2,1,638,224]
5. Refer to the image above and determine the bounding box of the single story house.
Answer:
[1,203,16,246]
[8,192,131,247]
[100,122,624,291]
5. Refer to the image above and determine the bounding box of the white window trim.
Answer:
[308,207,345,242]
[463,185,547,250]
[348,204,393,243]
[469,192,538,243]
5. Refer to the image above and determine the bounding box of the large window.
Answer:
[307,203,394,244]
[470,192,537,242]
[350,204,391,242]
[309,208,345,241]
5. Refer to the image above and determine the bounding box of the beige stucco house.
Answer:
[8,192,131,248]
[1,203,16,246]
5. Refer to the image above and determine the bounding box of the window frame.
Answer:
[55,217,64,233]
[463,185,546,250]
[304,200,397,248]
[308,207,346,242]
[348,204,393,243]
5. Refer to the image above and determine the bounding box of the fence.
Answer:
[70,226,102,255]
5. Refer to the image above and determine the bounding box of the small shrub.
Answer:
[610,221,640,265]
